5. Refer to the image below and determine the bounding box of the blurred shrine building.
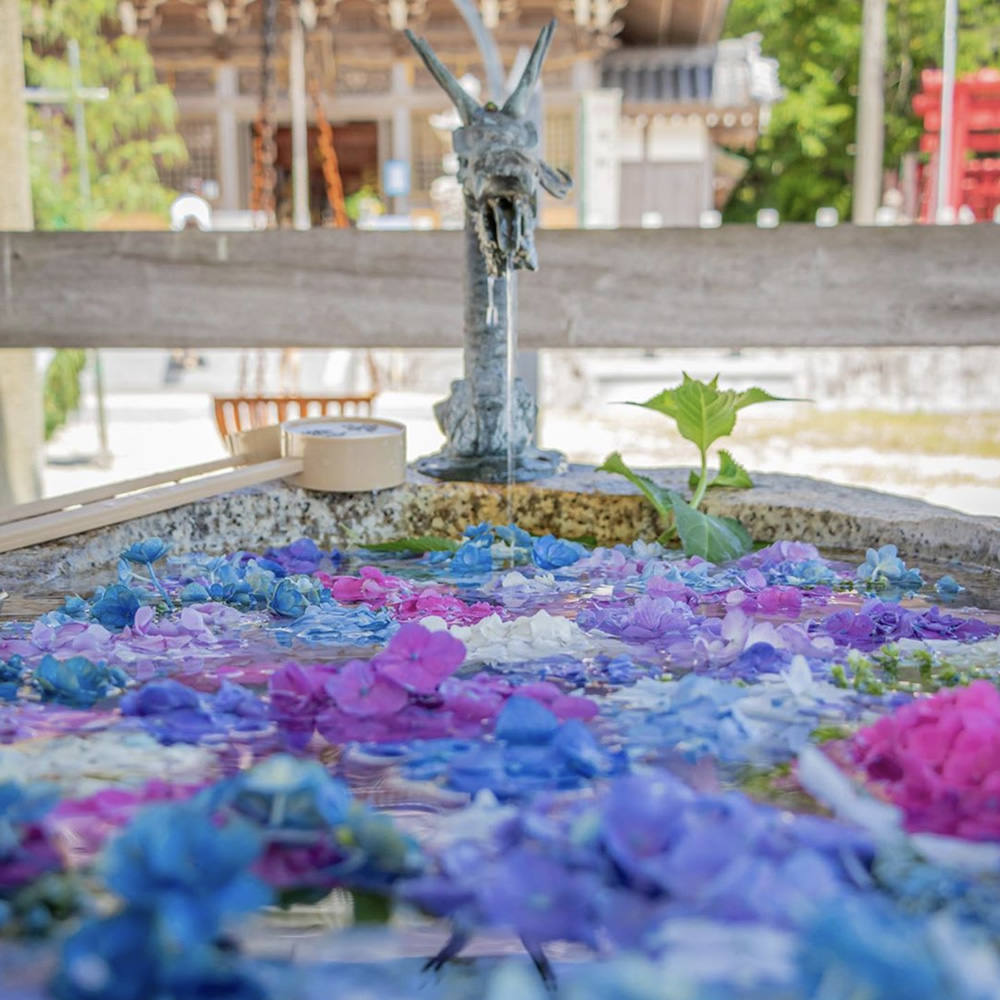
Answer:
[128,0,780,227]
[914,69,1000,223]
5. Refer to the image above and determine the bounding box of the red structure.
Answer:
[913,68,1000,222]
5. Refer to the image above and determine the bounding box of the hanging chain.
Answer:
[307,53,349,228]
[251,0,278,223]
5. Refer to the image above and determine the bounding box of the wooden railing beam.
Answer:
[1,227,998,350]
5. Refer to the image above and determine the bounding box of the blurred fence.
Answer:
[1,226,998,350]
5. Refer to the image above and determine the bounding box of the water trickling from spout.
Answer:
[504,257,515,536]
[486,276,497,328]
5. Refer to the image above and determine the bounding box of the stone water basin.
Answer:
[1,466,1000,1000]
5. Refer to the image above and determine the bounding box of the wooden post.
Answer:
[390,60,412,217]
[0,0,43,507]
[289,6,310,231]
[216,63,241,211]
[0,0,32,230]
[901,151,919,221]
[853,0,887,224]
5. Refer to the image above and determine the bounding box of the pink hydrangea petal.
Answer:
[849,680,1000,840]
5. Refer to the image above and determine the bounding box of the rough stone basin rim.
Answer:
[3,466,998,596]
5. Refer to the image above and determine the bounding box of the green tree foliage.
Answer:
[23,0,188,439]
[21,0,188,230]
[723,0,1000,221]
[42,349,87,440]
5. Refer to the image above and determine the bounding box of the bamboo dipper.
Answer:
[0,417,406,554]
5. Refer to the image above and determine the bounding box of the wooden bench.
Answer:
[213,393,378,440]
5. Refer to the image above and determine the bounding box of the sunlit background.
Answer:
[9,0,1000,517]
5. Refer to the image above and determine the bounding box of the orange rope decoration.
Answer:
[309,78,350,229]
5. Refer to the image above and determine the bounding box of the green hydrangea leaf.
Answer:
[670,494,753,562]
[712,450,754,489]
[632,374,787,463]
[364,536,459,554]
[688,450,754,491]
[351,890,393,924]
[633,374,734,458]
[597,452,678,521]
[733,386,787,412]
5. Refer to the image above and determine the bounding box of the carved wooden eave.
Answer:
[123,0,739,88]
[124,0,766,152]
[133,0,618,80]
[615,0,729,47]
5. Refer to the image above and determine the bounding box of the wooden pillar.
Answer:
[901,151,919,221]
[571,54,598,91]
[216,63,241,211]
[391,60,412,216]
[376,116,393,200]
[289,8,310,230]
[0,0,43,506]
[853,0,886,224]
[578,88,621,228]
[0,0,32,230]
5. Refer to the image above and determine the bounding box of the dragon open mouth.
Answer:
[472,179,539,276]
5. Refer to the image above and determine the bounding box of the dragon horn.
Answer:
[405,29,480,125]
[502,18,555,118]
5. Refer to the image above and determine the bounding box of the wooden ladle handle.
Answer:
[0,457,303,554]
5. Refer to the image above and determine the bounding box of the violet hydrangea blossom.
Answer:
[403,769,873,971]
[268,625,598,745]
[120,678,269,745]
[816,601,998,651]
[576,595,704,646]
